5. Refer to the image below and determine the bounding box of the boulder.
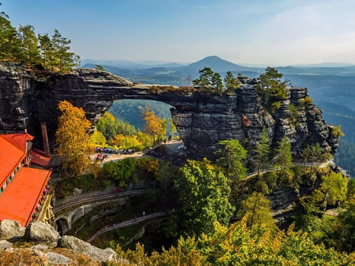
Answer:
[31,244,49,251]
[0,220,25,240]
[0,240,13,250]
[47,252,72,265]
[58,235,117,262]
[24,222,60,247]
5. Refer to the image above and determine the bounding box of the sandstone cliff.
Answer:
[0,64,338,160]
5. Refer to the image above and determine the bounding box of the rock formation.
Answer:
[0,220,123,264]
[0,64,338,159]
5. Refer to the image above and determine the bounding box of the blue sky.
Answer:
[3,0,355,65]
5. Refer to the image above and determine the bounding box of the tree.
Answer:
[238,192,276,229]
[18,25,41,67]
[39,33,55,72]
[257,67,288,105]
[215,139,247,180]
[312,172,348,213]
[55,100,91,176]
[89,129,106,146]
[142,108,166,144]
[254,128,270,174]
[96,64,105,71]
[0,5,23,61]
[51,29,80,72]
[192,67,214,89]
[224,71,239,93]
[175,158,235,237]
[212,72,224,93]
[102,158,136,187]
[273,136,295,185]
[273,136,293,170]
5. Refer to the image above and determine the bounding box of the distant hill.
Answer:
[182,56,258,74]
[292,62,355,68]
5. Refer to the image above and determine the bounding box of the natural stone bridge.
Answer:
[0,66,338,159]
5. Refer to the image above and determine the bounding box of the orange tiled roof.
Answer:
[0,133,34,153]
[31,150,51,167]
[0,137,26,188]
[0,167,51,227]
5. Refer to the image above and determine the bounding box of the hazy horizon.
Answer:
[3,0,355,65]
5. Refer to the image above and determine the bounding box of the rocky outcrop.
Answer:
[0,221,122,264]
[58,235,118,262]
[0,220,25,240]
[0,64,338,159]
[24,221,60,247]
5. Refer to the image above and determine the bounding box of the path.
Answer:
[87,211,172,243]
[91,140,182,166]
[53,189,146,214]
[243,160,332,181]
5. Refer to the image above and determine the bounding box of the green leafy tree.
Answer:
[224,71,239,93]
[89,129,106,146]
[175,158,235,237]
[101,158,136,187]
[215,139,247,180]
[312,172,348,213]
[254,128,270,174]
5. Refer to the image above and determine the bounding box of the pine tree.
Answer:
[224,71,239,92]
[193,67,214,89]
[51,29,80,72]
[215,139,247,180]
[212,72,224,93]
[254,128,270,174]
[274,136,293,170]
[0,5,23,61]
[18,25,41,67]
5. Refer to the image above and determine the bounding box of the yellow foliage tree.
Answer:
[109,134,142,149]
[90,129,106,146]
[142,108,166,144]
[56,100,91,176]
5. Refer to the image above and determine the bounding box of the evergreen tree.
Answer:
[18,25,41,67]
[0,5,23,61]
[193,67,214,89]
[238,192,276,229]
[212,72,224,93]
[224,71,239,92]
[215,139,247,180]
[273,136,293,170]
[51,29,80,72]
[39,33,55,72]
[254,128,270,174]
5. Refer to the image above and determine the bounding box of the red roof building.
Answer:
[0,132,51,226]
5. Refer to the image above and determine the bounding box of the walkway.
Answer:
[243,160,332,181]
[91,140,182,166]
[53,189,146,214]
[87,211,172,243]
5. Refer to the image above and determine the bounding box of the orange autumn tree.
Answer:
[56,100,91,176]
[142,108,166,144]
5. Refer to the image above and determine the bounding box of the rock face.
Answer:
[58,235,117,262]
[0,65,338,159]
[0,220,25,240]
[24,221,60,247]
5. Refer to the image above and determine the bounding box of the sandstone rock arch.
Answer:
[0,67,339,159]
